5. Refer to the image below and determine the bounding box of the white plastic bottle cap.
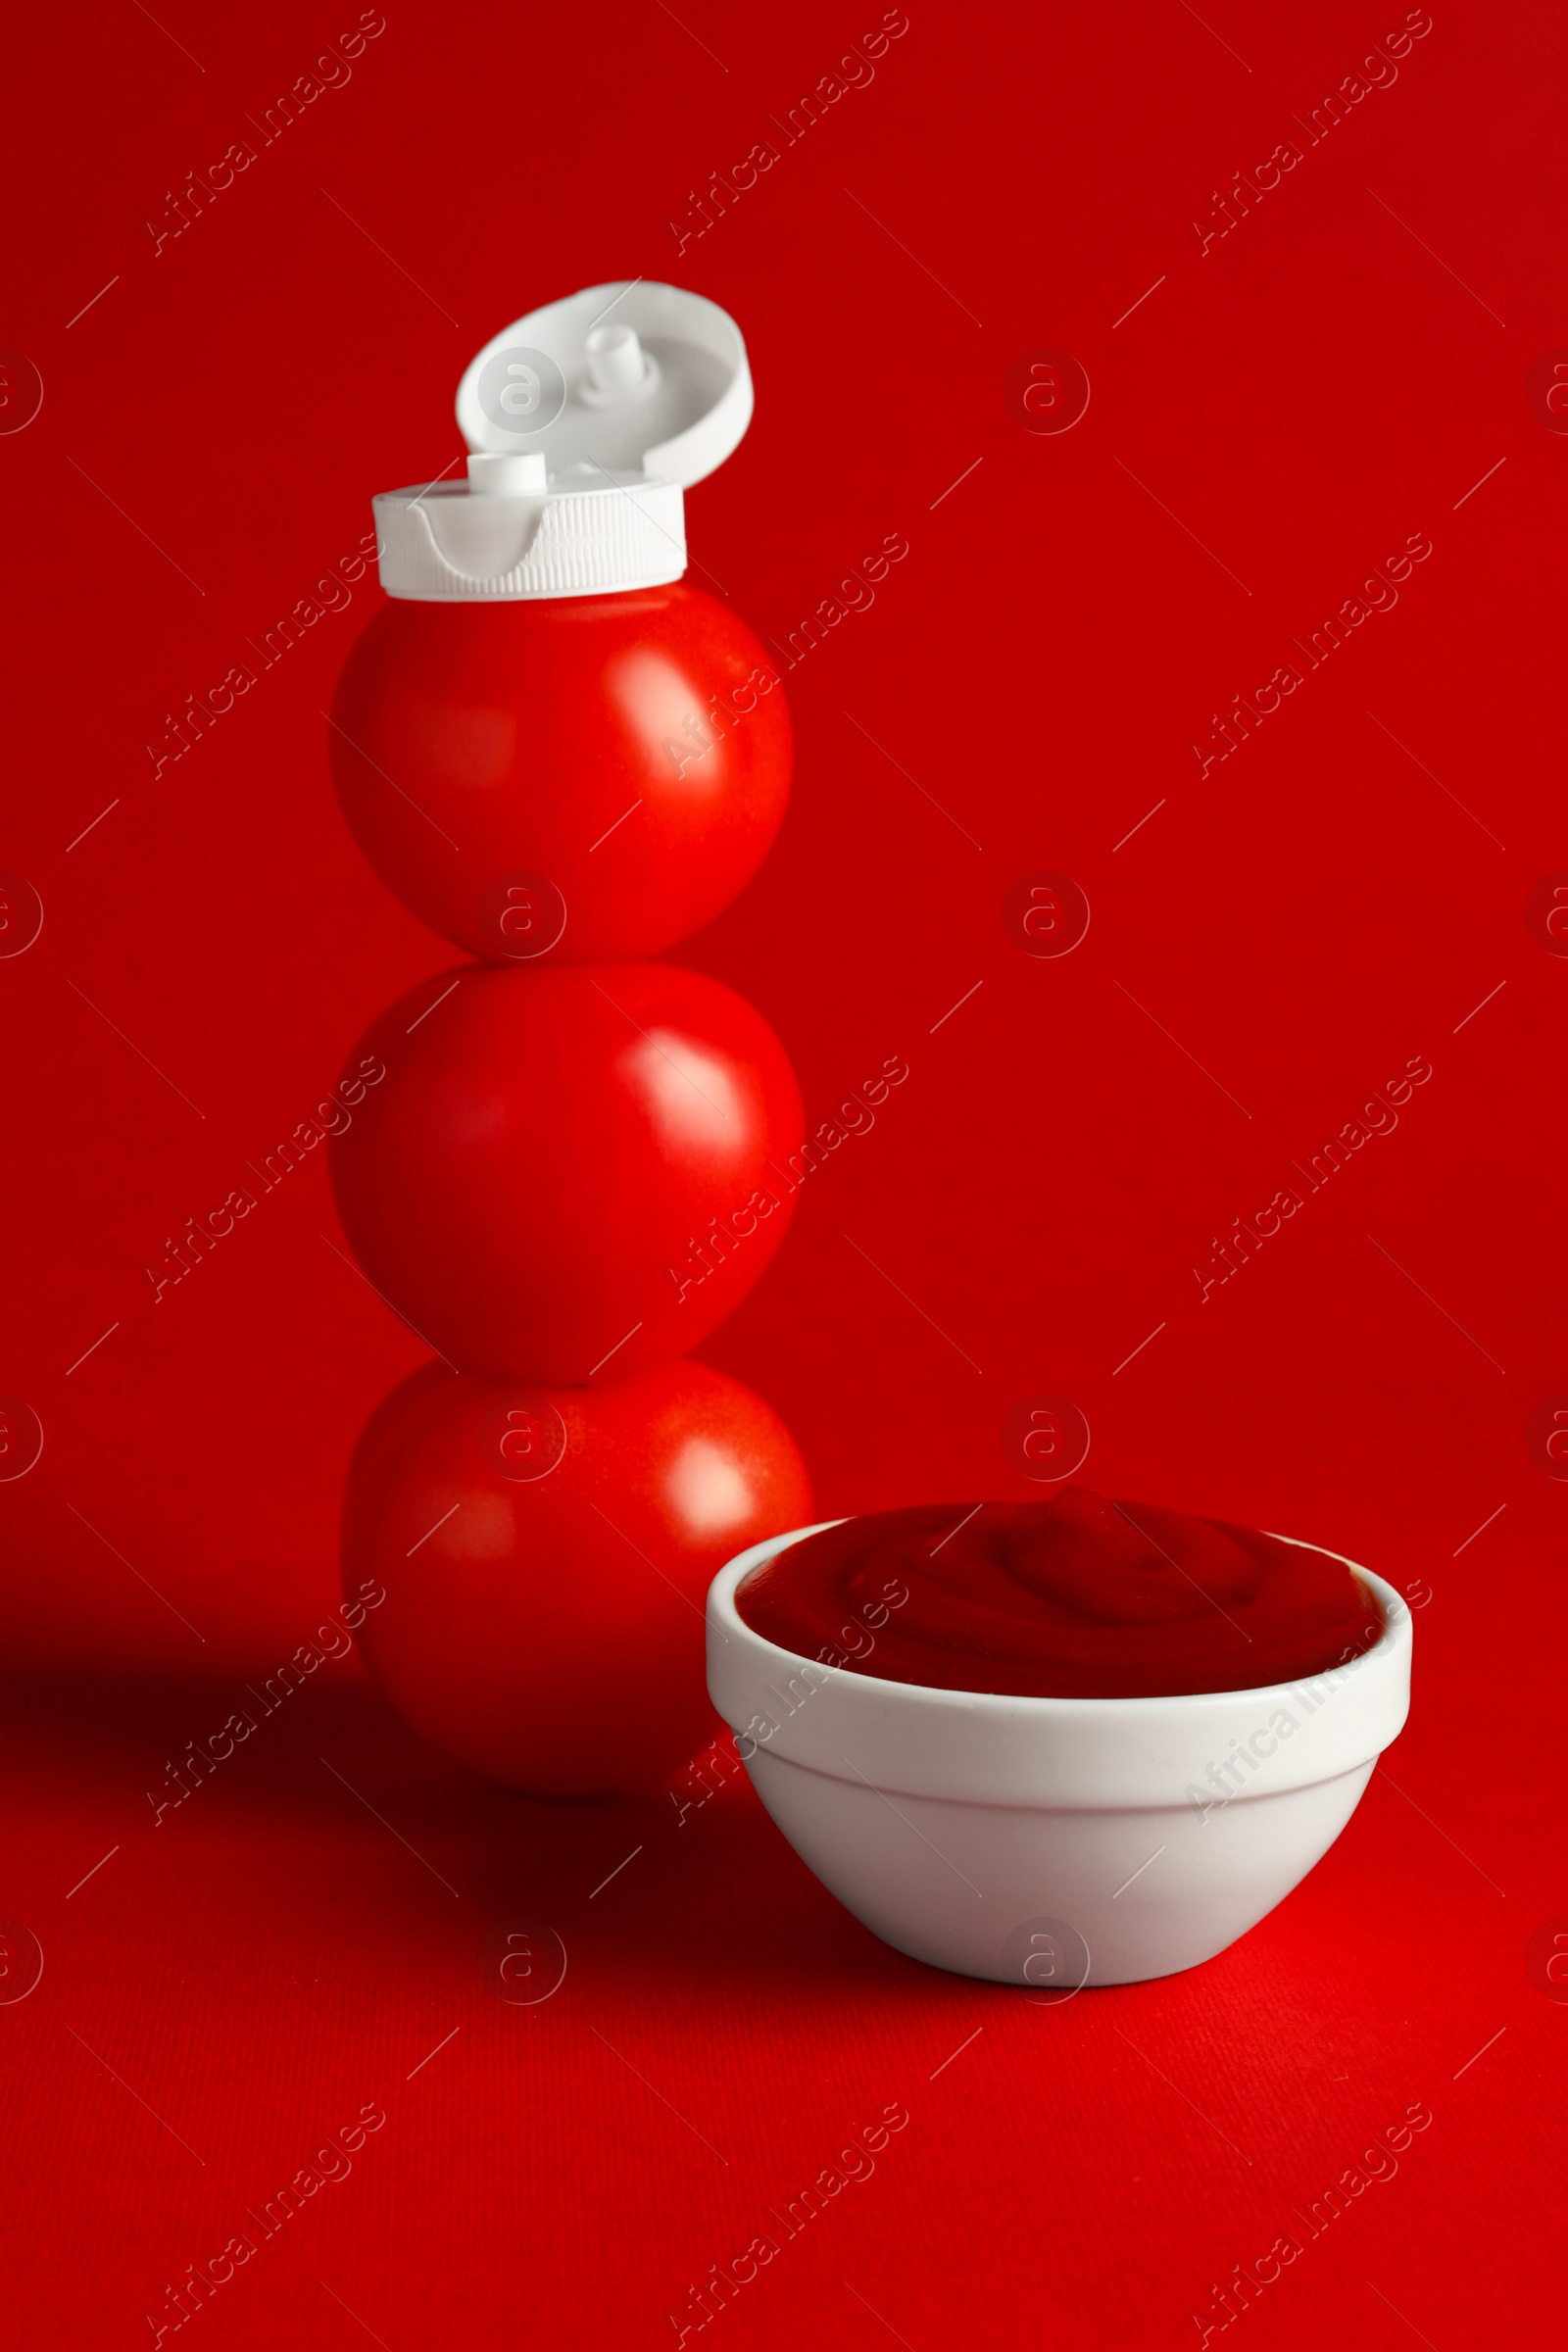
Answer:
[372,281,753,602]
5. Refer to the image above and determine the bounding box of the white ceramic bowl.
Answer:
[707,1522,1411,1987]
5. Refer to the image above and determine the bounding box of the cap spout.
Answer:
[584,322,647,396]
[467,451,548,496]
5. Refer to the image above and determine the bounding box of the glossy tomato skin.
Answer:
[329,585,791,962]
[328,961,804,1384]
[343,1358,813,1793]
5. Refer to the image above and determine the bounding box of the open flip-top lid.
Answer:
[372,281,753,602]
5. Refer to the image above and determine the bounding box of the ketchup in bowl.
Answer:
[734,1487,1385,1700]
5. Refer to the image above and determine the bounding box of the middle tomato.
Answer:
[328,961,804,1383]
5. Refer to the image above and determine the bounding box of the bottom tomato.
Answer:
[342,1357,813,1795]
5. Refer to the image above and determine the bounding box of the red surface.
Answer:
[1,0,1563,2341]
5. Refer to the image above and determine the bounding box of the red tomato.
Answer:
[328,961,803,1383]
[329,585,792,962]
[343,1357,813,1793]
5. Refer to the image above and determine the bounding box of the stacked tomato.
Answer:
[326,583,811,1793]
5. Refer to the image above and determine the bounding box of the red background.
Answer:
[1,0,1562,2341]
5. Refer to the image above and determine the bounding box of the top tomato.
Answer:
[329,582,792,961]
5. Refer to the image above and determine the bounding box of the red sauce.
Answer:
[734,1488,1384,1699]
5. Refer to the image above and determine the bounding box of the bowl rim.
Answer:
[707,1517,1411,1719]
